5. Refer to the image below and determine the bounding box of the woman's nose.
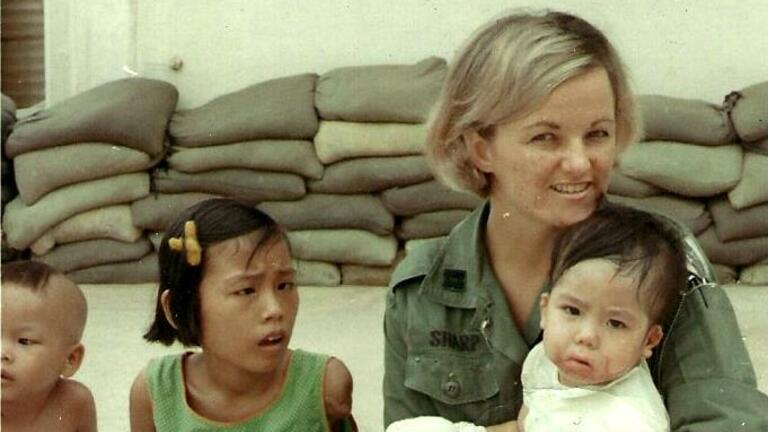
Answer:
[561,140,591,174]
[1,349,12,363]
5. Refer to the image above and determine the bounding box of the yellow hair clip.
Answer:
[168,220,202,266]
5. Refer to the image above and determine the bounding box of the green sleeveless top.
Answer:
[147,349,334,431]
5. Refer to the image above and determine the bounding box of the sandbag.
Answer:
[712,263,739,285]
[153,168,305,204]
[294,259,341,287]
[14,143,154,205]
[68,253,159,284]
[709,197,768,242]
[29,205,142,255]
[697,227,768,267]
[743,136,768,155]
[728,152,768,209]
[258,194,394,235]
[607,171,663,198]
[728,81,768,142]
[739,260,768,285]
[287,229,397,266]
[167,140,323,179]
[637,95,735,145]
[2,173,149,250]
[34,237,152,273]
[170,74,318,146]
[618,141,742,197]
[5,78,177,158]
[313,121,426,164]
[607,194,711,235]
[316,57,446,123]
[130,192,219,231]
[341,264,394,287]
[308,155,432,194]
[405,237,444,255]
[381,180,482,216]
[397,210,470,239]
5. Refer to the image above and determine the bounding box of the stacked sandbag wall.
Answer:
[1,63,765,286]
[310,57,460,286]
[606,85,768,285]
[1,79,177,283]
[143,73,329,285]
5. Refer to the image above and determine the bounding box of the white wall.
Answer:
[46,0,768,109]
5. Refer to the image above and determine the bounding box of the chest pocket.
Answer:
[404,351,499,405]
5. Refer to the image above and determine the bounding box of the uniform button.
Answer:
[442,379,461,398]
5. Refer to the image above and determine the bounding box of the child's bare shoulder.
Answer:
[56,379,97,430]
[58,378,94,406]
[323,357,353,419]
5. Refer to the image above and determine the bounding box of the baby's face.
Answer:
[540,258,662,386]
[1,281,81,403]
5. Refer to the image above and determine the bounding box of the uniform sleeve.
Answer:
[383,283,439,427]
[659,282,768,431]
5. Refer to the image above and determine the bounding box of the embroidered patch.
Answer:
[442,269,466,292]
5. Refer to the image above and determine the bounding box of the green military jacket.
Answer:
[383,202,768,430]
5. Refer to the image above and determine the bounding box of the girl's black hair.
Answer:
[143,198,286,346]
[548,203,688,325]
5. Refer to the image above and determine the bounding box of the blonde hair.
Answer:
[427,10,637,197]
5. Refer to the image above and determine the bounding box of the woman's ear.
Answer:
[160,290,179,330]
[62,343,85,378]
[463,129,494,173]
[642,324,664,359]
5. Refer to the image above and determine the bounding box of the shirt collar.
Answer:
[419,202,490,308]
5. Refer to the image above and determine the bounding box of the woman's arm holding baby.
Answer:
[324,357,356,431]
[129,368,156,432]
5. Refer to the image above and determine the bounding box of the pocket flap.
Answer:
[405,351,499,405]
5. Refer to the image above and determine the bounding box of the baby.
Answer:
[388,204,687,432]
[518,204,686,431]
[2,260,97,431]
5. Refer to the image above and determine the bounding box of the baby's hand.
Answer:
[386,416,488,432]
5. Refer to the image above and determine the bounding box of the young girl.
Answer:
[129,198,356,431]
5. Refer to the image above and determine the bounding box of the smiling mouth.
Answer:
[551,182,590,194]
[1,371,12,381]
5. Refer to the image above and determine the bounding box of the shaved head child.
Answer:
[2,261,97,431]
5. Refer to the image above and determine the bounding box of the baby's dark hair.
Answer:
[548,203,687,325]
[144,198,286,346]
[1,260,61,291]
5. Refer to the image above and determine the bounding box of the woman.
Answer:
[383,10,768,431]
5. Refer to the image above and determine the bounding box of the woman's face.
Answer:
[471,67,618,229]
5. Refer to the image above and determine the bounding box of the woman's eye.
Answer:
[236,287,256,296]
[277,282,295,291]
[607,319,626,329]
[586,129,610,140]
[530,132,556,143]
[563,306,580,316]
[18,338,35,346]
